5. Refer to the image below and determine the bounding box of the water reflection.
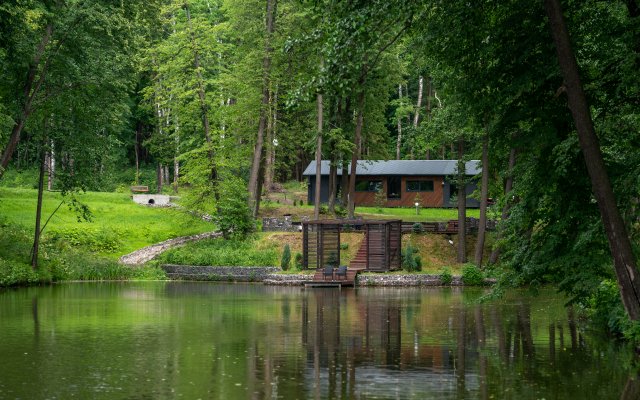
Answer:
[0,283,634,399]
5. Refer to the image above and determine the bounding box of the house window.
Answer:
[355,180,382,192]
[387,177,401,199]
[406,180,434,192]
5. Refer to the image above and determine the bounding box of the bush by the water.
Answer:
[402,244,422,272]
[281,244,291,271]
[157,237,278,266]
[294,252,304,271]
[461,264,484,285]
[439,267,453,285]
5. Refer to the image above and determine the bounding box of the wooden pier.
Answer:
[305,267,362,288]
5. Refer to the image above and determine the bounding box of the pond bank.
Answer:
[160,264,492,286]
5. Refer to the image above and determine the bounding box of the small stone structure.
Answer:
[262,215,302,232]
[132,194,171,206]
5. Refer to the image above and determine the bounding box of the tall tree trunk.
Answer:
[413,75,423,128]
[489,146,516,265]
[340,163,349,206]
[348,87,366,219]
[425,76,432,159]
[135,122,141,185]
[457,139,467,263]
[328,161,337,213]
[396,84,403,160]
[46,140,55,191]
[185,2,218,201]
[545,0,640,320]
[264,88,277,193]
[31,147,46,269]
[157,163,163,194]
[474,130,490,266]
[0,24,53,179]
[248,0,277,218]
[313,90,323,220]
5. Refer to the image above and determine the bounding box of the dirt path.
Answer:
[119,231,222,265]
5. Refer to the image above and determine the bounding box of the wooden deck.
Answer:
[306,268,363,287]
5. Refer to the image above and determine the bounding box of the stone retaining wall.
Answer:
[355,274,463,286]
[162,265,281,282]
[160,265,495,287]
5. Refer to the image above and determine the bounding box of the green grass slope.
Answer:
[0,188,215,258]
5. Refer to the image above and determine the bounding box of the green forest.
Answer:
[1,0,639,342]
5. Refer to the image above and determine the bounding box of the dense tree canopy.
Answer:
[1,0,639,323]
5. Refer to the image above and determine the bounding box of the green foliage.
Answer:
[294,252,304,271]
[0,259,42,287]
[461,264,484,286]
[280,244,291,271]
[326,252,339,267]
[402,244,421,272]
[334,205,347,218]
[157,237,278,267]
[46,227,122,253]
[439,267,453,285]
[412,222,423,234]
[215,176,254,240]
[339,242,349,250]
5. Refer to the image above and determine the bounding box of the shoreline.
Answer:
[161,265,494,286]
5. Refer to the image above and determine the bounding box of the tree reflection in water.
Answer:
[2,283,633,399]
[297,287,629,399]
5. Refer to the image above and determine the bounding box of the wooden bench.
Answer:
[130,185,149,193]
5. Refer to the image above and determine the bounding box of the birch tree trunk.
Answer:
[313,90,323,220]
[413,75,423,128]
[545,0,640,320]
[474,130,489,266]
[396,84,403,160]
[248,0,277,218]
[46,140,55,191]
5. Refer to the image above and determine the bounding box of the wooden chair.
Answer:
[335,265,348,280]
[322,265,334,281]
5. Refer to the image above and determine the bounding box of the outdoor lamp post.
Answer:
[415,202,420,215]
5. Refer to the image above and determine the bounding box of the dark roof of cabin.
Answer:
[302,160,481,176]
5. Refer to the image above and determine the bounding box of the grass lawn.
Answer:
[0,187,215,258]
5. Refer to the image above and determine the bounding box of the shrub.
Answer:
[326,251,339,267]
[0,258,41,286]
[294,252,304,271]
[340,242,349,250]
[292,199,297,206]
[319,204,329,215]
[402,244,421,272]
[461,264,484,285]
[215,176,254,239]
[439,267,453,285]
[334,205,347,218]
[412,222,423,234]
[281,244,291,271]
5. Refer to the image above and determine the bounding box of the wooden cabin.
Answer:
[303,160,481,208]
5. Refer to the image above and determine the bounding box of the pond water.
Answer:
[0,282,636,399]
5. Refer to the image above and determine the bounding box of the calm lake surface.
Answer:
[0,282,636,399]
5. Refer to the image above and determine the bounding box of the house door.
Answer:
[387,177,401,200]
